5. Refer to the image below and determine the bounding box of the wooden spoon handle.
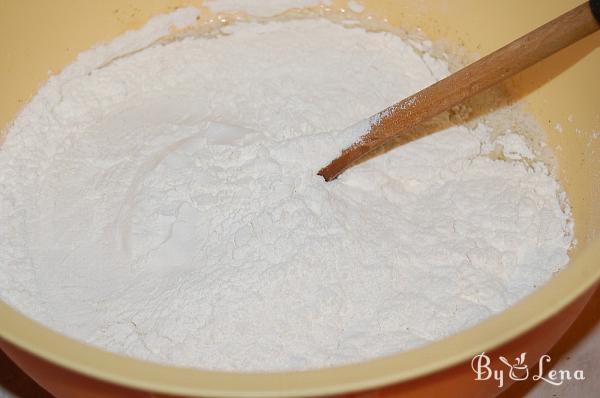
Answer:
[318,1,600,181]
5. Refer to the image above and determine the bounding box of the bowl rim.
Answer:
[1,240,599,397]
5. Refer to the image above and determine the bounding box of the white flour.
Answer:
[0,9,573,371]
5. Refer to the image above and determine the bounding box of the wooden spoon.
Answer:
[318,1,600,181]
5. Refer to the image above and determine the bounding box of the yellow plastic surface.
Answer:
[0,1,599,397]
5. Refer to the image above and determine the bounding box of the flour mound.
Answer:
[0,16,572,371]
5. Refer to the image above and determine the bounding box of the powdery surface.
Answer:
[0,15,573,371]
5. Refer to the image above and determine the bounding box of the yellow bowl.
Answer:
[1,1,599,397]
